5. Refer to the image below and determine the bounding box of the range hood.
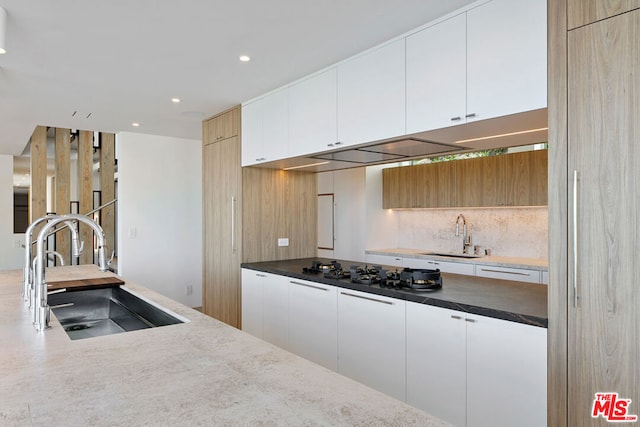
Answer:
[310,138,466,164]
[252,108,548,173]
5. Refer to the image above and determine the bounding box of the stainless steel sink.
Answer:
[49,286,185,340]
[420,251,485,259]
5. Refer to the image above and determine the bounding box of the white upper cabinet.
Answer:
[338,39,406,147]
[289,68,338,157]
[241,100,263,166]
[466,0,547,122]
[406,13,467,134]
[241,89,289,166]
[406,0,547,134]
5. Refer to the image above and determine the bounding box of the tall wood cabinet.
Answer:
[203,107,318,329]
[549,2,640,425]
[203,108,242,328]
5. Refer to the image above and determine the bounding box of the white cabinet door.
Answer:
[262,273,289,350]
[289,68,338,156]
[404,256,475,276]
[466,0,547,122]
[338,39,406,146]
[406,13,467,133]
[241,268,265,337]
[288,278,338,371]
[241,268,288,349]
[241,90,289,166]
[337,289,406,401]
[261,89,289,162]
[241,101,263,166]
[406,302,467,427]
[475,264,541,284]
[466,314,547,427]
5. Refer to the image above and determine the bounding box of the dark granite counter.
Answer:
[242,257,548,328]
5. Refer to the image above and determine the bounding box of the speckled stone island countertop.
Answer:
[242,258,548,328]
[0,265,450,427]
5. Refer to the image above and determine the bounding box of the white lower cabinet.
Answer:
[288,278,338,371]
[406,303,467,426]
[474,264,541,284]
[403,256,475,275]
[241,269,288,349]
[406,301,547,427]
[337,289,406,401]
[364,253,403,267]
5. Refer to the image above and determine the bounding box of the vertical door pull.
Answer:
[573,170,578,307]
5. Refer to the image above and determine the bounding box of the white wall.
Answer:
[317,168,367,262]
[0,155,25,270]
[116,132,202,307]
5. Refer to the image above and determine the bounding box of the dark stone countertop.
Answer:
[242,257,548,328]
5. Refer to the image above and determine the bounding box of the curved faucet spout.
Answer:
[32,214,108,331]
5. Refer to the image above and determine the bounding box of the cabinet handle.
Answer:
[334,141,342,146]
[573,170,579,307]
[255,273,267,278]
[465,113,476,118]
[478,268,531,276]
[340,291,393,305]
[327,143,334,147]
[465,318,476,323]
[450,116,462,121]
[290,281,329,292]
[231,196,236,254]
[451,315,462,320]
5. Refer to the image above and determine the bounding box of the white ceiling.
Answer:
[0,0,479,156]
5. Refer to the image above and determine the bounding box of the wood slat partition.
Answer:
[54,128,71,265]
[99,133,116,259]
[77,130,94,265]
[29,126,48,241]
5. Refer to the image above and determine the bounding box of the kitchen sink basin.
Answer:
[421,251,485,259]
[49,286,186,340]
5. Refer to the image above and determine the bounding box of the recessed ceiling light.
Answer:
[131,122,140,127]
[239,55,251,62]
[171,98,181,103]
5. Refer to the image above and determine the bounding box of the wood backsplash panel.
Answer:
[242,168,317,263]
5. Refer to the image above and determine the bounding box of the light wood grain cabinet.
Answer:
[203,108,242,328]
[204,108,239,145]
[382,150,548,209]
[568,0,640,29]
[549,4,640,425]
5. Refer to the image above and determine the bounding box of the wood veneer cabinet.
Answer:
[203,107,318,328]
[204,108,240,145]
[382,150,547,209]
[548,2,640,425]
[202,108,242,328]
[567,0,640,29]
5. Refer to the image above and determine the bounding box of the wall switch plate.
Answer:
[278,238,289,247]
[128,227,137,239]
[185,284,193,296]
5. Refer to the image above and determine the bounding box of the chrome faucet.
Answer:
[455,214,472,253]
[32,214,109,331]
[22,215,82,304]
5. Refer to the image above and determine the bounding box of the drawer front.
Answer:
[475,265,541,284]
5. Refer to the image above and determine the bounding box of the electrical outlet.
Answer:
[128,227,137,239]
[278,238,289,247]
[14,239,23,249]
[185,284,193,296]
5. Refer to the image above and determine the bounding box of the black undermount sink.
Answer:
[49,286,185,340]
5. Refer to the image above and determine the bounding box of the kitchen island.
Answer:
[0,265,449,426]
